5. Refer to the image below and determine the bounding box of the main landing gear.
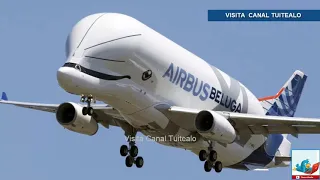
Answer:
[81,94,96,116]
[120,132,144,168]
[199,142,223,173]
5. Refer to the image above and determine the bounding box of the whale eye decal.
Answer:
[142,70,152,81]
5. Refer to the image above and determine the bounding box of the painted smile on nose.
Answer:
[63,62,131,81]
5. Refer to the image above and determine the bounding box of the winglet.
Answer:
[1,92,8,101]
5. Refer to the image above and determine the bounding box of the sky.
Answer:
[1,0,320,179]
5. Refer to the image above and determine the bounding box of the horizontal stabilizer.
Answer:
[275,156,291,164]
[253,169,269,171]
[245,164,269,171]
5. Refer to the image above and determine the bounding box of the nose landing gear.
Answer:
[80,94,96,116]
[199,141,223,173]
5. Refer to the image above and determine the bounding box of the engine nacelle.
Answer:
[56,102,98,136]
[194,110,236,144]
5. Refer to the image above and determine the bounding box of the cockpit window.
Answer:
[75,64,81,71]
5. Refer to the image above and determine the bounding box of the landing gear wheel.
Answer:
[122,129,143,168]
[130,145,139,157]
[87,107,94,116]
[80,94,95,116]
[135,156,144,168]
[199,150,207,161]
[214,161,223,173]
[125,156,134,167]
[209,150,217,162]
[82,107,88,115]
[204,161,212,172]
[120,145,128,156]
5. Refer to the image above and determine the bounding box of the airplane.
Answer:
[1,12,319,173]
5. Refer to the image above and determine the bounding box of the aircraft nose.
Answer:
[57,66,74,91]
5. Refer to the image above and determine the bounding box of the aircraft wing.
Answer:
[168,106,320,135]
[0,99,59,113]
[220,112,320,134]
[0,92,125,128]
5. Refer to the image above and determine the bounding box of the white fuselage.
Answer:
[57,13,288,169]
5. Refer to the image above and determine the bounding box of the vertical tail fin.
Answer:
[259,70,307,117]
[258,71,306,161]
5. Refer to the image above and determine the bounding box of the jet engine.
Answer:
[194,110,236,144]
[56,102,98,135]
